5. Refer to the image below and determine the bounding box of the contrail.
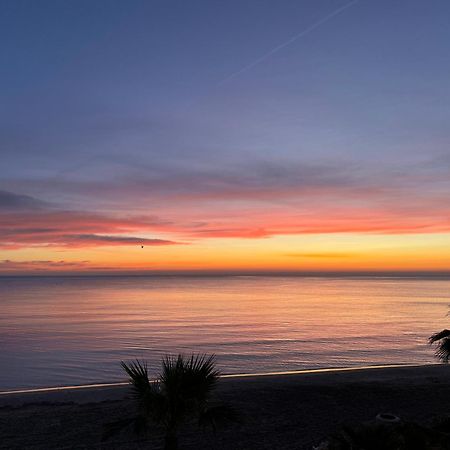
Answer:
[217,0,359,86]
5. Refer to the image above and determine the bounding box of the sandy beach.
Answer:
[1,364,450,449]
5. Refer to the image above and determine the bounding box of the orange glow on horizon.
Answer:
[2,232,450,274]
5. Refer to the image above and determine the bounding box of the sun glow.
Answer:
[2,233,450,274]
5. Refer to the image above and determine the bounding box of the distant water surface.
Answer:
[0,275,449,390]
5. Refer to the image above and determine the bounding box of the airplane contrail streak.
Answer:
[217,0,359,86]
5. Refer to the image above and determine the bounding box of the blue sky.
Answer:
[1,1,450,272]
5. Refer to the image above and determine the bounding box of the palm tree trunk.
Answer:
[164,427,178,450]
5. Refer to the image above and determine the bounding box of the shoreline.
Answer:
[0,362,433,397]
[2,364,450,449]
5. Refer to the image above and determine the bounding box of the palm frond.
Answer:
[121,359,151,399]
[160,354,219,396]
[434,337,450,363]
[160,354,184,397]
[121,359,168,423]
[121,353,235,446]
[182,354,220,401]
[187,354,220,382]
[429,329,450,344]
[429,329,450,363]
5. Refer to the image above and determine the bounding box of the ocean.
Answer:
[1,275,449,390]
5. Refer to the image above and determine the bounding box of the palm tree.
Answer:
[119,353,236,450]
[429,329,450,363]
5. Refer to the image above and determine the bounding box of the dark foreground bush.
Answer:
[104,354,238,450]
[314,417,450,450]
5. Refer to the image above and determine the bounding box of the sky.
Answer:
[1,0,450,274]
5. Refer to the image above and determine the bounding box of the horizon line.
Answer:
[1,269,450,278]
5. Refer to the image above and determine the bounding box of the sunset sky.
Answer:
[1,0,450,274]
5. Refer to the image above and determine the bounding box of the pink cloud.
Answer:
[0,259,91,270]
[0,210,181,249]
[2,177,450,251]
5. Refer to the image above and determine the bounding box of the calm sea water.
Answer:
[0,275,449,390]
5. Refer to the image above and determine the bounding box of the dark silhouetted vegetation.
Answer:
[429,329,450,363]
[315,419,450,449]
[104,353,237,450]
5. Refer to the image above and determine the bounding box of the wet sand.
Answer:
[1,364,450,449]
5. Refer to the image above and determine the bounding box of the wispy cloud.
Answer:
[55,234,177,247]
[2,151,450,251]
[0,196,182,249]
[285,252,357,258]
[0,259,91,270]
[0,190,49,211]
[1,159,381,206]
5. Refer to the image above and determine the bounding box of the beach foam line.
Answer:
[220,363,431,378]
[0,381,129,396]
[0,363,433,396]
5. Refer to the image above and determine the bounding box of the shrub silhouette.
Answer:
[111,353,237,450]
[429,329,450,363]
